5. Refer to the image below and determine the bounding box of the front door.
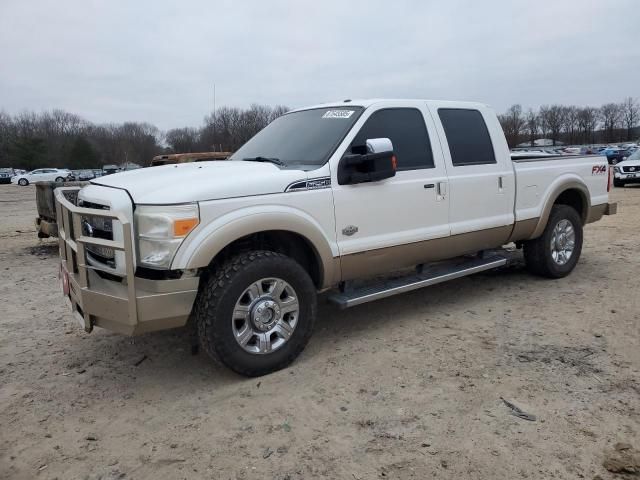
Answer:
[331,105,450,281]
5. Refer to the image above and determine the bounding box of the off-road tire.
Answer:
[523,205,583,278]
[18,178,28,186]
[194,250,317,377]
[613,179,625,188]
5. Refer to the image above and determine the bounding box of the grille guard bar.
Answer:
[54,187,138,326]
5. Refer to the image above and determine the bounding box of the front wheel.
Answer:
[55,176,65,183]
[523,205,583,278]
[195,250,317,377]
[18,178,28,186]
[613,179,625,188]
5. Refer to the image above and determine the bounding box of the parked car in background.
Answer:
[102,165,120,175]
[613,149,640,187]
[600,147,629,165]
[0,168,16,184]
[11,168,72,186]
[563,147,581,155]
[69,169,96,181]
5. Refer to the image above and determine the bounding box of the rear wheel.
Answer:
[18,178,28,186]
[523,205,583,278]
[195,250,317,377]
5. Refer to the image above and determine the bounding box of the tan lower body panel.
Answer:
[586,203,607,224]
[508,217,539,243]
[340,225,513,282]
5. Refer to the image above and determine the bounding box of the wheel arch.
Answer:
[173,209,339,290]
[530,180,590,239]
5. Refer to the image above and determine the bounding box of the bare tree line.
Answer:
[499,97,640,148]
[3,98,638,169]
[0,104,288,170]
[164,104,288,154]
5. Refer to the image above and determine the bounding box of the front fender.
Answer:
[171,205,340,289]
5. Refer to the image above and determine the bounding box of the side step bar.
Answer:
[328,255,508,309]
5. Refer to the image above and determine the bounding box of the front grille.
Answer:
[79,200,116,267]
[622,166,639,173]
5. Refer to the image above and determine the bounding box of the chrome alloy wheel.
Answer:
[550,219,576,265]
[232,278,299,354]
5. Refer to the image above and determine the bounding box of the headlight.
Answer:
[614,166,620,173]
[135,203,199,269]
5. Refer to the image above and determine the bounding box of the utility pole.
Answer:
[212,83,216,151]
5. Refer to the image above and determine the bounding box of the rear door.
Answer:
[429,104,515,239]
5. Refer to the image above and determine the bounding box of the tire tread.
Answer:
[523,205,583,279]
[194,250,316,376]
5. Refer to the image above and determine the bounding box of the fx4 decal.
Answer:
[592,165,607,175]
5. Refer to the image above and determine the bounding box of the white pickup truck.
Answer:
[55,99,617,376]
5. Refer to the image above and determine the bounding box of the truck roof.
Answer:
[289,98,491,112]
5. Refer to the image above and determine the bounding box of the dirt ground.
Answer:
[0,184,638,480]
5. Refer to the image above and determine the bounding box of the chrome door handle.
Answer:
[437,182,447,196]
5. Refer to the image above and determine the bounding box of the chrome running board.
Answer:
[328,255,508,309]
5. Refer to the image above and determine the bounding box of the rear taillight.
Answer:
[607,166,612,192]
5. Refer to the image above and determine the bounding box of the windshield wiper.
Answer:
[242,156,284,166]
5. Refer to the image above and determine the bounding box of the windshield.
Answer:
[230,106,363,169]
[627,149,640,161]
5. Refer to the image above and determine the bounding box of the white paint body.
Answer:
[80,99,610,280]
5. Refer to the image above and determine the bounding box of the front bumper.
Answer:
[614,172,640,184]
[55,187,199,335]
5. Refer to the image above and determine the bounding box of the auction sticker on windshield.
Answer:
[322,110,355,119]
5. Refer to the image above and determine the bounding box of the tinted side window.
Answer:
[438,109,496,166]
[351,108,434,170]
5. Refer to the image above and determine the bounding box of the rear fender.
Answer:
[530,177,590,239]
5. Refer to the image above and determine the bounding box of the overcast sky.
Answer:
[1,0,638,130]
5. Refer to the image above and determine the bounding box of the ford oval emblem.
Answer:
[82,219,94,237]
[342,225,358,236]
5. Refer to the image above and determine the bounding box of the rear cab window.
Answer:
[350,108,434,170]
[438,109,496,166]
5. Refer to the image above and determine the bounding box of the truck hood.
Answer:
[91,161,309,204]
[617,158,640,168]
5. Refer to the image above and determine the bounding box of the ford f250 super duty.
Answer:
[55,99,617,376]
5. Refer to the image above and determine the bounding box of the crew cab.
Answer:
[55,99,616,376]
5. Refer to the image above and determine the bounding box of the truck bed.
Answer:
[513,154,609,224]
